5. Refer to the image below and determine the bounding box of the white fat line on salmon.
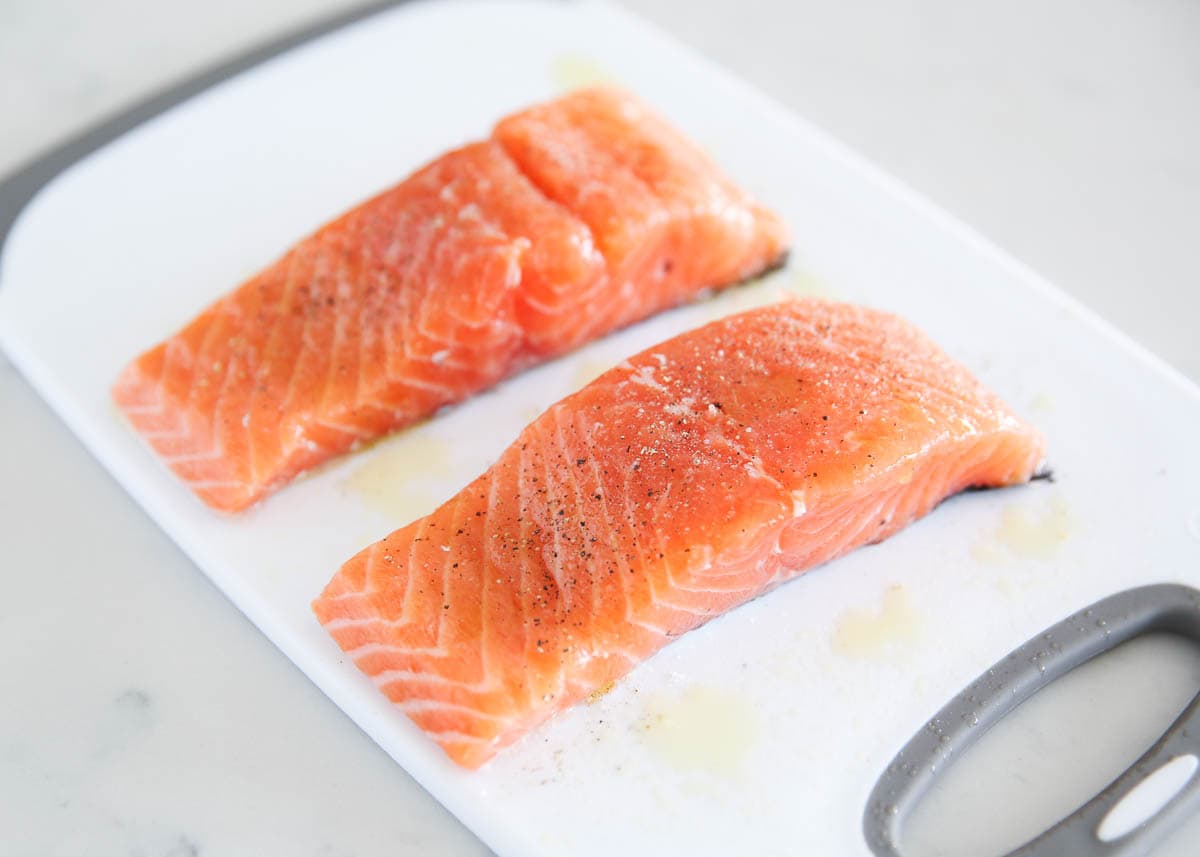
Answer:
[400,517,434,626]
[139,425,211,447]
[544,410,577,603]
[562,418,615,626]
[338,639,451,659]
[396,699,510,723]
[627,611,691,639]
[511,437,544,700]
[657,571,758,597]
[311,417,374,439]
[677,555,775,584]
[403,345,484,377]
[436,496,472,650]
[377,367,458,397]
[149,427,214,457]
[743,457,778,484]
[574,414,642,630]
[372,668,500,694]
[714,429,785,493]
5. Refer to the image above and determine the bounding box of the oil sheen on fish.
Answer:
[312,298,1046,768]
[112,87,788,511]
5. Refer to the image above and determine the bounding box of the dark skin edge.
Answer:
[960,465,1055,493]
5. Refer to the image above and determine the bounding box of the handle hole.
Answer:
[1096,754,1198,842]
[901,633,1200,857]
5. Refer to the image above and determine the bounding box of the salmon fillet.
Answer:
[312,298,1046,768]
[111,87,787,511]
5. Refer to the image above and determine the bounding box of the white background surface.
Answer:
[1,1,1197,855]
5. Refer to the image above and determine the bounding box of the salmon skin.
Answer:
[111,87,788,511]
[312,298,1046,768]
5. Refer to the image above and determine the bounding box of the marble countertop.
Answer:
[2,1,1197,855]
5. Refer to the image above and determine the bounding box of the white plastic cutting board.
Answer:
[2,1,1199,854]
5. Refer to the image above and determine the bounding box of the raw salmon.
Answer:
[111,87,787,511]
[312,298,1046,768]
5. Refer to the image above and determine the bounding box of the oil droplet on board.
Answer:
[695,266,833,324]
[550,55,615,90]
[573,358,615,391]
[784,268,834,297]
[587,680,616,704]
[831,584,920,658]
[639,684,759,777]
[1029,392,1055,414]
[342,432,453,523]
[698,281,781,324]
[969,540,1006,565]
[974,494,1073,562]
[991,573,1018,598]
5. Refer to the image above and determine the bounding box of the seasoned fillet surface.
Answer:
[312,298,1046,768]
[111,87,788,511]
